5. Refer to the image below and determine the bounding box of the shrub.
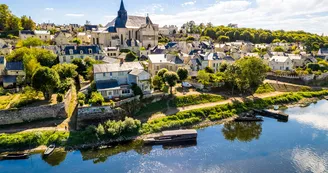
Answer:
[131,83,143,99]
[89,92,104,106]
[101,117,141,137]
[96,124,105,136]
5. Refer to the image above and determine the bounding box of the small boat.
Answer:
[43,144,56,157]
[1,153,29,160]
[144,129,197,145]
[235,116,263,122]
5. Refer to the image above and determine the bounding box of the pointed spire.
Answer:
[119,0,126,11]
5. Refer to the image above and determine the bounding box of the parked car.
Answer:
[182,82,192,88]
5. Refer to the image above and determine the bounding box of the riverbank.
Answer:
[1,90,328,153]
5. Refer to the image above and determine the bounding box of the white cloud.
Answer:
[65,14,85,17]
[44,8,54,11]
[144,0,328,35]
[182,1,196,6]
[292,148,328,173]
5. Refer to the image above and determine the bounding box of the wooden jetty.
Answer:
[253,109,289,121]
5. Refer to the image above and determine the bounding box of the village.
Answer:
[0,0,328,161]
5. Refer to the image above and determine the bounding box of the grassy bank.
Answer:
[169,94,225,107]
[1,90,328,151]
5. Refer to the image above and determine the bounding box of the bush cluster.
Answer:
[255,83,275,94]
[95,117,142,138]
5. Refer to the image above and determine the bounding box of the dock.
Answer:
[253,109,289,122]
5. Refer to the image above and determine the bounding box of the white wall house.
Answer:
[53,31,72,45]
[93,62,151,99]
[269,56,293,71]
[58,45,104,63]
[19,30,51,41]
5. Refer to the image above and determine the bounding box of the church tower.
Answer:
[116,0,128,28]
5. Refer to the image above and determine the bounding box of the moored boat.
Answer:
[43,144,56,157]
[1,153,29,160]
[144,129,197,145]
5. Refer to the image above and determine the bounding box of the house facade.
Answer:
[148,54,186,76]
[269,56,293,71]
[53,31,72,45]
[58,45,104,63]
[19,30,51,41]
[93,62,151,99]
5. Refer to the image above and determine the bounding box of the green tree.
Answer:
[31,67,60,100]
[20,15,35,30]
[273,46,285,52]
[72,58,87,77]
[19,37,45,47]
[224,64,241,95]
[157,68,168,79]
[164,71,179,95]
[152,75,163,90]
[5,14,22,31]
[52,63,78,80]
[131,83,143,99]
[235,56,268,93]
[205,67,214,73]
[197,70,210,86]
[219,63,228,72]
[176,67,188,82]
[218,35,230,43]
[0,4,10,31]
[89,92,104,106]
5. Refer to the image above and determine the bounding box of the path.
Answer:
[165,91,285,116]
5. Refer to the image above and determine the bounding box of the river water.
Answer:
[1,100,328,173]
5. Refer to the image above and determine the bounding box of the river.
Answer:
[1,100,328,173]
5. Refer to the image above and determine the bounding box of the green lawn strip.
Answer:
[169,94,225,107]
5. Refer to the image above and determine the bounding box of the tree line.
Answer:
[181,21,328,52]
[0,4,36,32]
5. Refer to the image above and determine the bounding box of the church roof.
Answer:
[106,15,151,31]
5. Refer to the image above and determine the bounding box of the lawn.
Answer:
[169,94,225,107]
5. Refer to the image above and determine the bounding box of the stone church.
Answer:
[91,0,159,50]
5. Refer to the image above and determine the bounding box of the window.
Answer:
[89,49,93,54]
[114,90,119,95]
[156,66,159,70]
[45,36,47,39]
[96,38,99,44]
[70,56,74,60]
[122,89,130,94]
[170,66,173,70]
[101,91,107,96]
[39,36,41,38]
[63,56,66,62]
[110,72,112,76]
[80,56,84,59]
[213,64,216,68]
[118,72,124,76]
[103,73,106,77]
[69,49,73,55]
[80,50,83,54]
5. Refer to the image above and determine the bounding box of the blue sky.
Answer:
[3,0,328,35]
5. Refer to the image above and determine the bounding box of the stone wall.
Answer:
[77,106,127,130]
[0,89,75,126]
[0,103,66,126]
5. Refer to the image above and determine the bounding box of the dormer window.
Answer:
[80,50,83,54]
[62,51,65,55]
[89,49,93,54]
[69,49,73,55]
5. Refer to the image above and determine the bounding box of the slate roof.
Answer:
[167,55,184,64]
[106,15,151,30]
[93,62,143,73]
[6,62,24,71]
[62,45,100,55]
[84,24,98,31]
[102,57,120,64]
[0,56,4,64]
[318,48,328,55]
[189,49,204,55]
[3,76,16,84]
[20,30,34,35]
[96,80,119,90]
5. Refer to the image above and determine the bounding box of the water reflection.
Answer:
[292,147,328,173]
[287,100,328,131]
[42,149,67,166]
[222,122,262,142]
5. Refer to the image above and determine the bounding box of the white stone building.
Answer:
[269,56,293,71]
[90,0,159,50]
